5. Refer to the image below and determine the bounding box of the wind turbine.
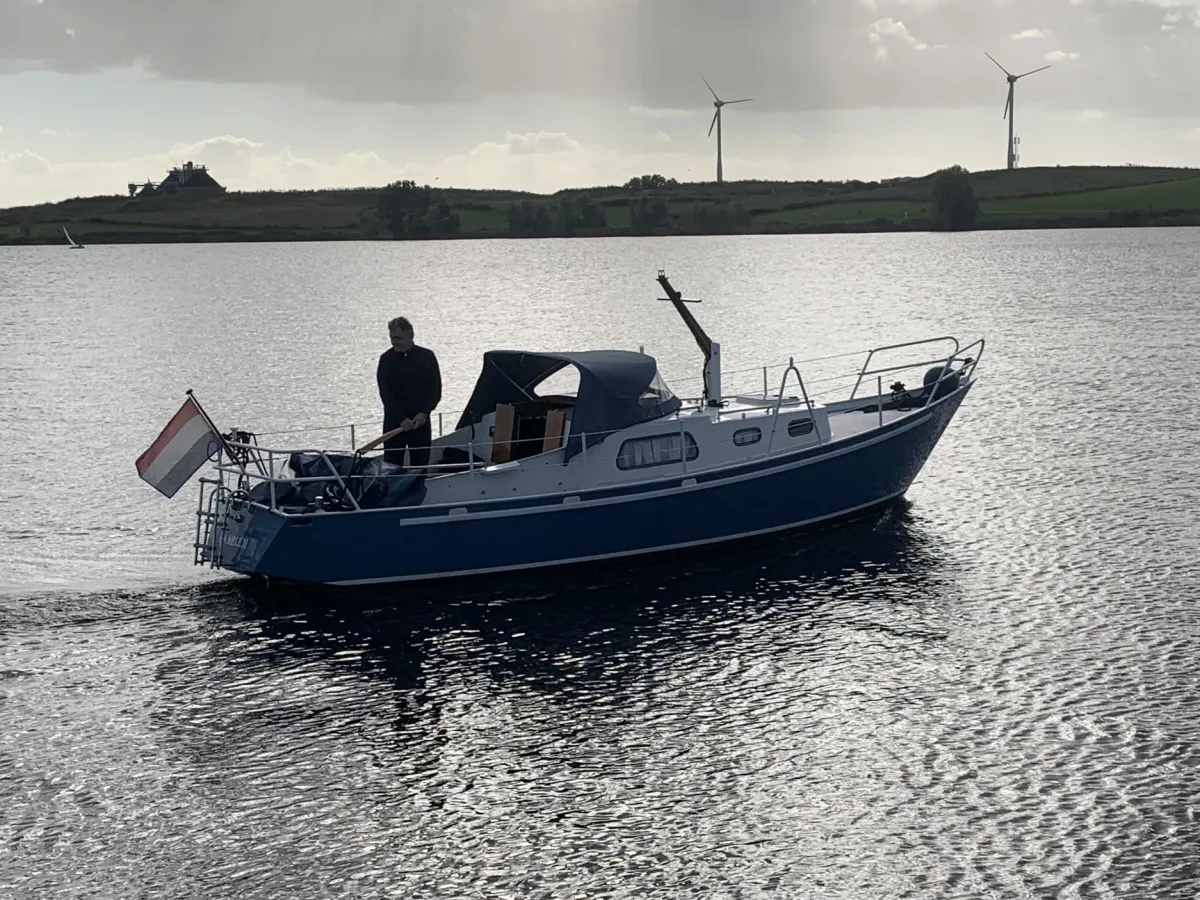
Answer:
[986,53,1051,171]
[703,77,751,184]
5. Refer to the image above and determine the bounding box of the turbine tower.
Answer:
[986,53,1051,171]
[703,77,751,184]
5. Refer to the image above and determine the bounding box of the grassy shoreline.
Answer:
[3,165,1199,246]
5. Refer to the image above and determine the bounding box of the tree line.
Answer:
[506,195,608,235]
[375,176,755,238]
[375,168,985,239]
[375,181,461,238]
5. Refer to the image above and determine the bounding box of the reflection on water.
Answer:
[160,502,942,759]
[237,502,939,681]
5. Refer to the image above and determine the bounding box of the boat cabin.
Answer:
[440,349,681,469]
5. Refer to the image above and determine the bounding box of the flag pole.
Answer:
[186,389,237,462]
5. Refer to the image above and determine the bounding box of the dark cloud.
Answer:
[1,0,1197,114]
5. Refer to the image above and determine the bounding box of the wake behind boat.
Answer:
[138,271,983,586]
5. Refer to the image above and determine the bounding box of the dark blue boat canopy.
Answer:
[456,350,682,460]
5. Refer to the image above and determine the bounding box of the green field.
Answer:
[3,165,1199,245]
[983,177,1200,215]
[757,201,922,226]
[751,177,1200,227]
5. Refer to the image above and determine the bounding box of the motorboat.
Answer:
[177,272,982,586]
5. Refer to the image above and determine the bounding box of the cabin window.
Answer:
[532,365,580,400]
[616,433,699,470]
[640,371,677,407]
[733,427,762,447]
[787,418,815,437]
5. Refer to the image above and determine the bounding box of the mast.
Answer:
[656,271,722,408]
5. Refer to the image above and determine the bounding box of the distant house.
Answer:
[128,161,226,198]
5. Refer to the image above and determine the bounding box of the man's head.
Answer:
[388,316,414,352]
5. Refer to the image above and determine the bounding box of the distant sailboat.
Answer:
[63,226,84,249]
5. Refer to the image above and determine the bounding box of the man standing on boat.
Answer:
[377,316,442,469]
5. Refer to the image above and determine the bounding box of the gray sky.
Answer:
[1,0,1198,205]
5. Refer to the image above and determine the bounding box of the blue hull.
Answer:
[215,385,969,585]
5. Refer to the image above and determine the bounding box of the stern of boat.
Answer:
[195,477,286,576]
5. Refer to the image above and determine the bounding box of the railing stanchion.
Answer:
[194,480,205,565]
[318,451,361,511]
[679,417,687,475]
[878,376,884,428]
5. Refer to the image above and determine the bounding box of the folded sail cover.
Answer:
[136,397,222,498]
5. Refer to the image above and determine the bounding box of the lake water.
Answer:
[2,230,1199,898]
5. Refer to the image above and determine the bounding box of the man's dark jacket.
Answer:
[377,345,442,428]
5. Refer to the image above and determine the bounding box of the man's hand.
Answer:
[399,418,414,432]
[414,412,428,429]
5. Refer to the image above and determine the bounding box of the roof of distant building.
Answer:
[159,162,224,190]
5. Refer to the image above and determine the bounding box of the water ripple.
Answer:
[3,232,1200,898]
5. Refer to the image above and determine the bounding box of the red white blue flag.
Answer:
[136,396,221,498]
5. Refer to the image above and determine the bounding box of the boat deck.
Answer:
[689,392,919,443]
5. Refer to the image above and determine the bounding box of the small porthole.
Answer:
[733,427,762,447]
[788,418,814,437]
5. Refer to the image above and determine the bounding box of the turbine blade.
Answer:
[702,76,720,103]
[985,52,1013,77]
[1016,64,1052,79]
[1003,93,1011,120]
[708,109,719,137]
[726,98,752,104]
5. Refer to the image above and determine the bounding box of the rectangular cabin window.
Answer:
[733,427,762,447]
[787,418,815,437]
[616,433,699,470]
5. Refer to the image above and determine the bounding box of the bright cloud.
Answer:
[868,18,940,61]
[0,149,53,178]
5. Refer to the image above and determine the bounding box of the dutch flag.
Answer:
[135,395,223,498]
